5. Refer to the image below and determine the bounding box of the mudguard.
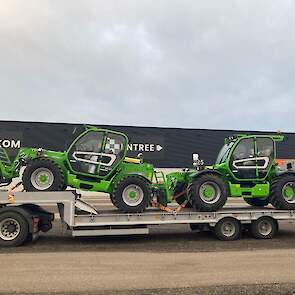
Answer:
[190,169,224,180]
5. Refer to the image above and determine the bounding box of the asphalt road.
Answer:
[2,195,295,294]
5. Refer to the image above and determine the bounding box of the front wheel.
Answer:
[22,159,65,191]
[112,176,151,213]
[188,174,228,211]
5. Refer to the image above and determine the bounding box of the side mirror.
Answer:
[192,153,204,170]
[192,153,199,161]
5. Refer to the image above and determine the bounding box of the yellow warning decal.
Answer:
[124,157,141,164]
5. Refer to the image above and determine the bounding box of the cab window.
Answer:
[98,133,126,176]
[230,138,256,179]
[68,131,104,175]
[256,137,274,178]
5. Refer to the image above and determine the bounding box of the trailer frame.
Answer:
[0,190,294,246]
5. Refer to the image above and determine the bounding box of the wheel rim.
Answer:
[199,181,221,204]
[282,182,295,203]
[31,168,54,190]
[257,220,272,236]
[0,218,21,241]
[220,221,236,237]
[122,184,144,207]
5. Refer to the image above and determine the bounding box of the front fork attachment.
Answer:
[151,189,189,213]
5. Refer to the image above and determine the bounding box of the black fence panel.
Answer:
[0,120,293,168]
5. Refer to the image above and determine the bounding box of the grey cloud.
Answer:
[0,0,295,131]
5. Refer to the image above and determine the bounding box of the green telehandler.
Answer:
[0,128,294,213]
[164,133,295,211]
[0,126,159,213]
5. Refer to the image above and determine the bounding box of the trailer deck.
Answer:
[0,190,295,246]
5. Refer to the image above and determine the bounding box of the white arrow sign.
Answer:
[128,143,164,152]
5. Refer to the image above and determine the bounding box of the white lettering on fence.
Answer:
[0,139,21,149]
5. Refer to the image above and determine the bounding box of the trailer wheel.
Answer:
[0,212,29,247]
[270,175,295,209]
[250,217,278,239]
[188,174,227,211]
[23,159,64,191]
[243,197,269,207]
[112,176,151,213]
[214,217,241,241]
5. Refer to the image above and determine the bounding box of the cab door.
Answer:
[67,130,127,178]
[229,137,257,180]
[229,137,274,181]
[98,133,127,177]
[255,137,274,179]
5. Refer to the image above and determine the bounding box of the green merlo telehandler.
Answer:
[0,127,294,213]
[165,133,295,211]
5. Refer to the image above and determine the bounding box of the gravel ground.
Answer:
[3,283,295,295]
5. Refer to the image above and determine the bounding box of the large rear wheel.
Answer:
[112,176,151,213]
[23,159,64,191]
[188,174,228,211]
[270,175,295,209]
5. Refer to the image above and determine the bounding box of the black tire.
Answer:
[110,178,124,209]
[270,175,295,210]
[112,176,151,213]
[173,183,192,208]
[243,197,269,207]
[22,159,64,192]
[0,212,29,247]
[61,183,68,191]
[214,217,241,241]
[109,194,117,208]
[250,217,278,239]
[188,174,227,211]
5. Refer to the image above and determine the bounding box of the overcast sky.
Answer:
[0,1,294,131]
